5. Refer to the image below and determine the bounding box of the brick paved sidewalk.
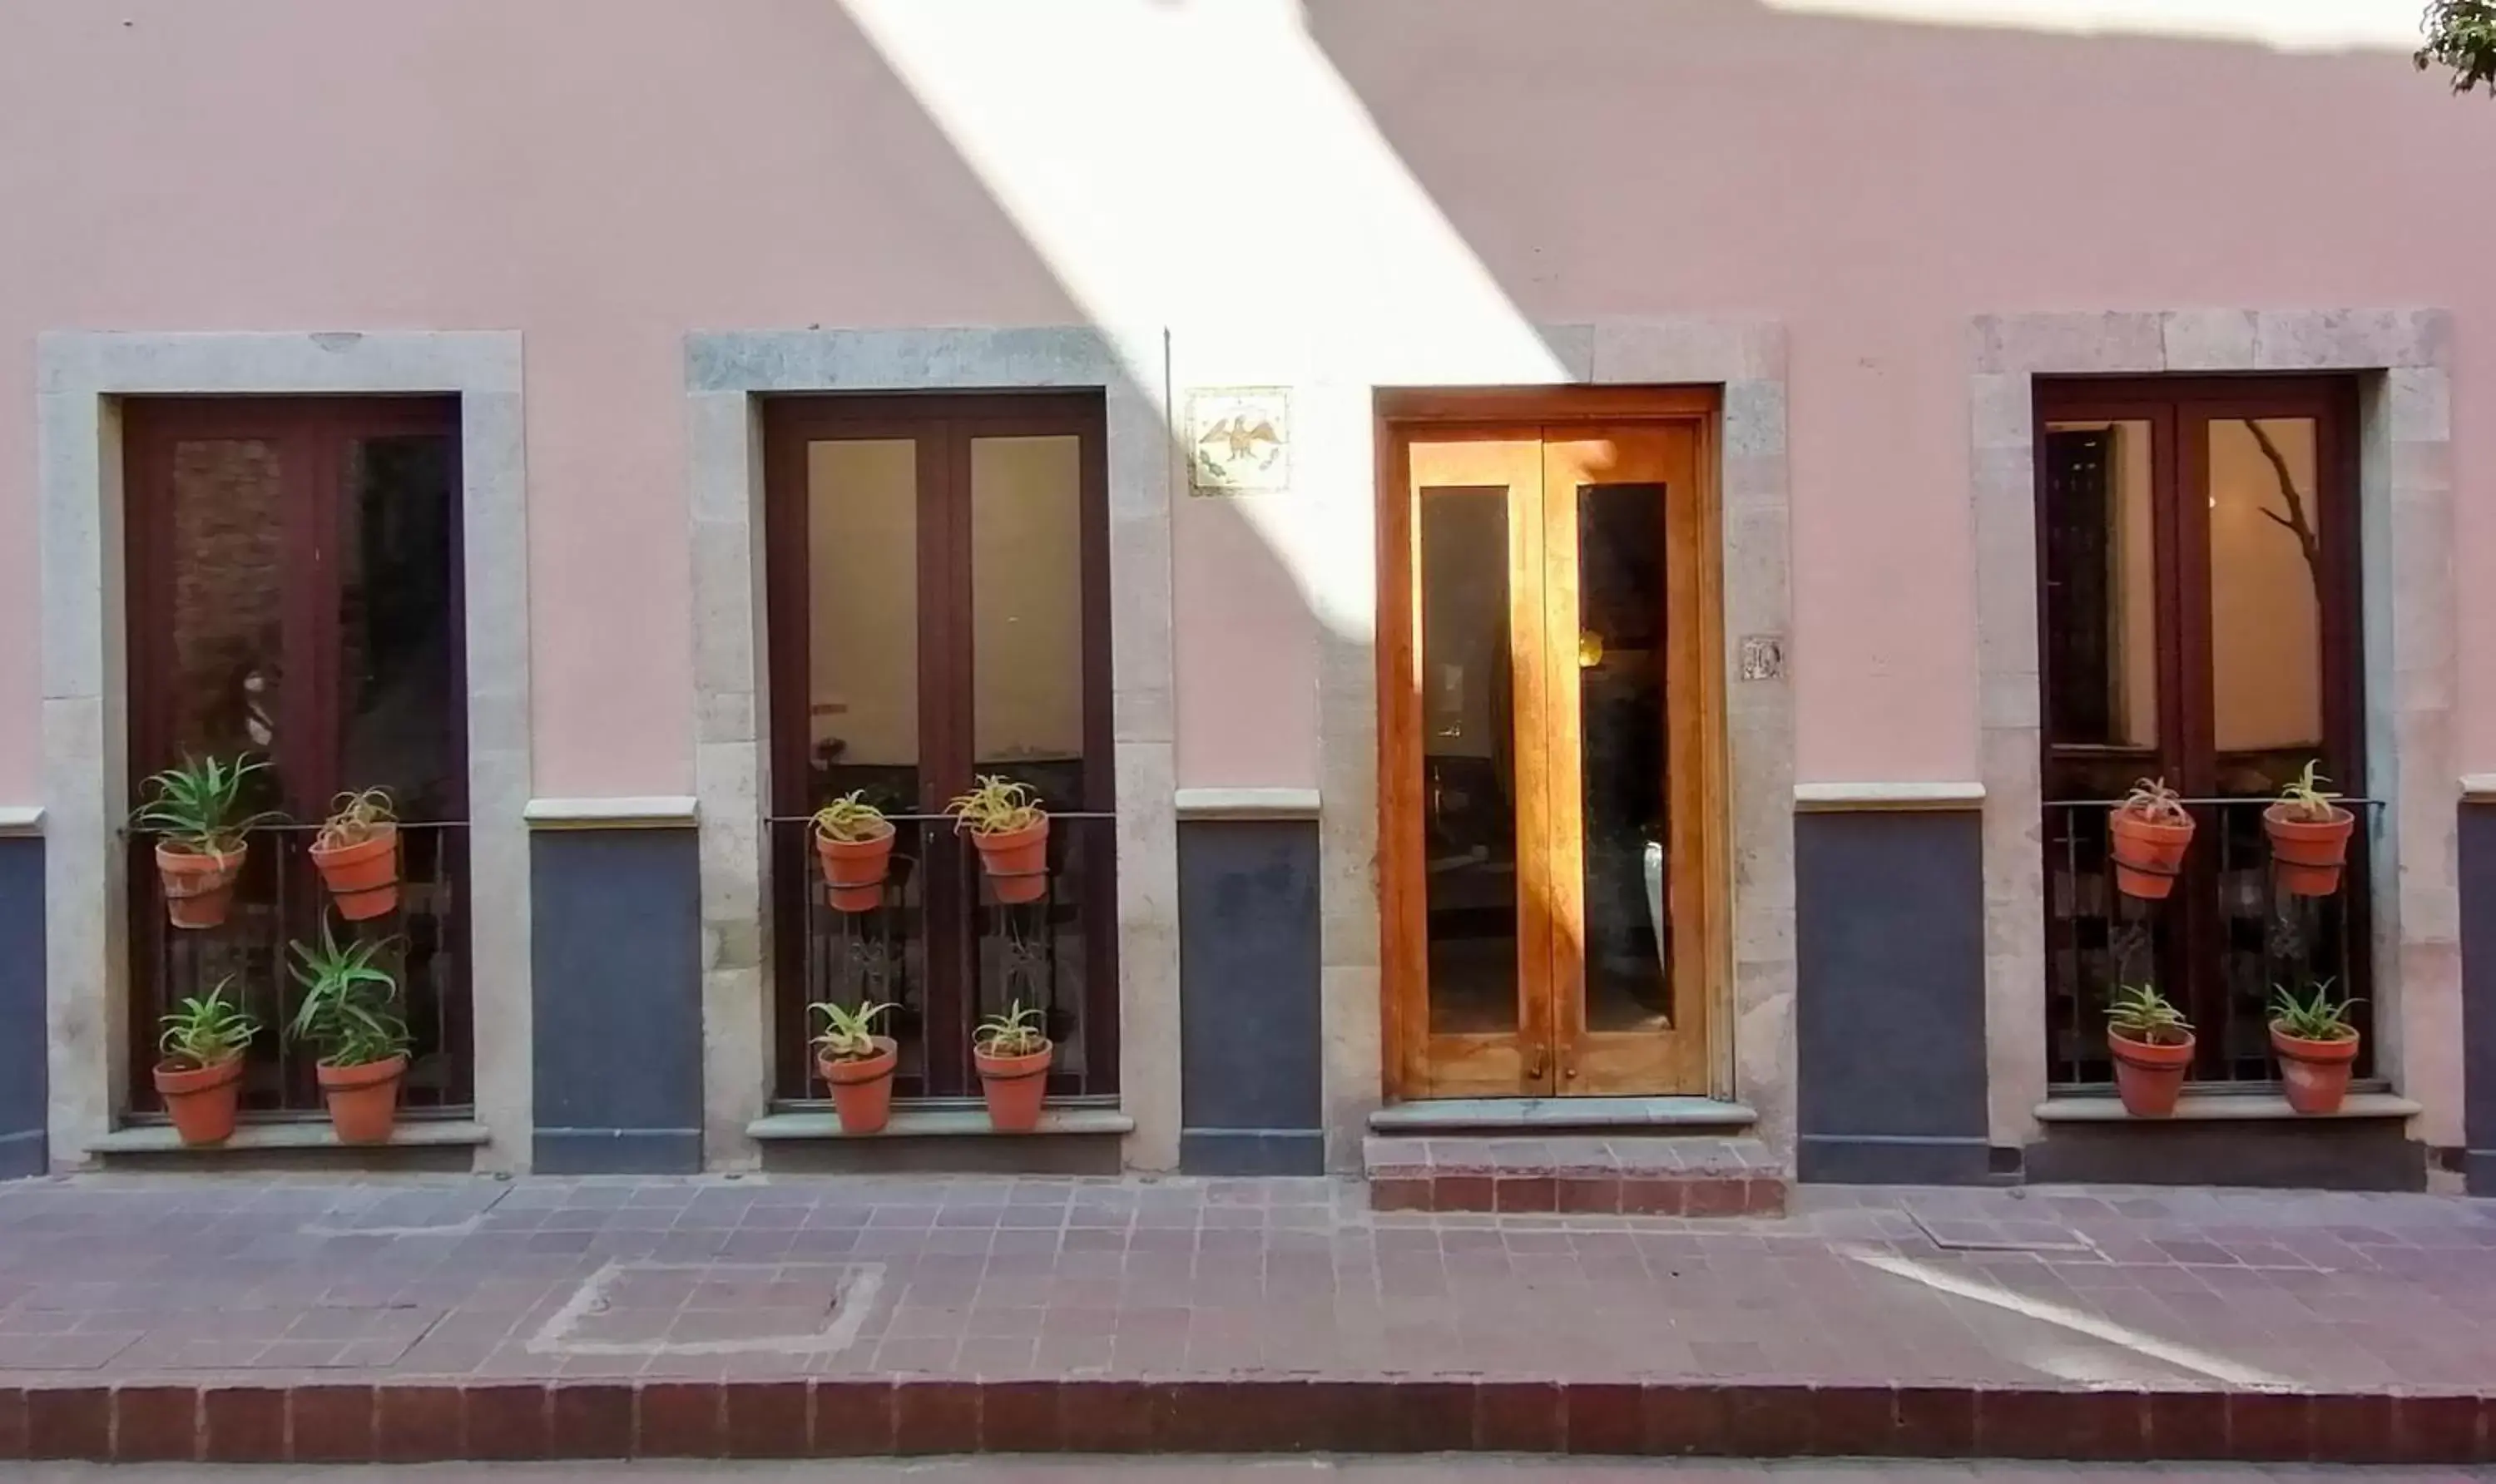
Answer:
[2,1174,2494,1464]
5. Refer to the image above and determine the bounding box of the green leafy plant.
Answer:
[2117,777,2189,825]
[2419,0,2496,95]
[132,754,276,855]
[810,999,896,1061]
[974,998,1048,1058]
[2271,980,2362,1042]
[2106,982,2192,1046]
[285,927,410,1069]
[944,775,1045,837]
[158,977,260,1070]
[810,791,894,844]
[314,787,396,851]
[2273,761,2346,824]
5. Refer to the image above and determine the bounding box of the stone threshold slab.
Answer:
[1369,1096,1758,1132]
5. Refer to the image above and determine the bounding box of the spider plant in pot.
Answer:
[310,787,400,921]
[153,977,260,1146]
[2107,777,2195,900]
[2270,981,2362,1115]
[973,998,1053,1132]
[2105,982,2194,1117]
[945,775,1049,905]
[810,999,899,1133]
[286,926,413,1144]
[2264,762,2355,897]
[132,754,275,929]
[812,792,897,913]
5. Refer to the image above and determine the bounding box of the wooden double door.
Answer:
[1382,394,1722,1099]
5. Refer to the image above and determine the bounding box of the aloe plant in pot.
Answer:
[310,788,401,921]
[286,927,412,1144]
[2106,982,2195,1117]
[132,754,275,929]
[153,978,260,1146]
[945,776,1050,904]
[2271,981,2362,1115]
[2265,762,2355,898]
[973,999,1053,1132]
[812,792,897,913]
[811,998,898,1133]
[2107,777,2194,900]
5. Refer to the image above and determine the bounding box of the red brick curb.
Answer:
[0,1378,2487,1464]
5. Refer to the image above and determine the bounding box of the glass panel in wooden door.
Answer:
[334,425,470,1110]
[1540,427,1710,1095]
[788,436,932,1095]
[968,432,1109,1093]
[1405,437,1553,1096]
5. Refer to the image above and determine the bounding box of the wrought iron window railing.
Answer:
[124,821,473,1119]
[768,812,1118,1106]
[2044,796,2379,1091]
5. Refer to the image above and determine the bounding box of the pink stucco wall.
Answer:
[1,0,2490,801]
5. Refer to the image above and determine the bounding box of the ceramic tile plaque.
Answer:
[1187,388,1290,493]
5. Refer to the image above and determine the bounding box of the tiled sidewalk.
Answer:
[2,1173,2494,1462]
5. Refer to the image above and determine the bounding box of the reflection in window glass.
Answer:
[969,435,1085,807]
[339,435,459,818]
[1577,482,1671,1033]
[2207,417,2325,771]
[1418,487,1518,1036]
[2043,420,2158,752]
[807,439,920,815]
[167,439,286,768]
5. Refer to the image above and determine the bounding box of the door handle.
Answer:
[1526,1048,1549,1081]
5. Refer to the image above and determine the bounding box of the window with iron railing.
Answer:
[2036,377,2370,1091]
[762,393,1118,1105]
[122,397,472,1120]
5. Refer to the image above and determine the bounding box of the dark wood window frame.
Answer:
[2035,374,2370,1086]
[761,391,1117,1103]
[121,395,473,1115]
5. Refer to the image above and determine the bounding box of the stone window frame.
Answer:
[35,330,532,1170]
[1306,320,1797,1169]
[684,328,1179,1169]
[1971,309,2459,1146]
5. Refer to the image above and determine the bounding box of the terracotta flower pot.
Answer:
[972,818,1051,905]
[2108,1029,2195,1116]
[2271,1025,2360,1115]
[2107,809,2195,900]
[2265,804,2355,898]
[155,841,247,929]
[820,1036,899,1134]
[153,1056,245,1146]
[815,823,898,913]
[317,1055,407,1145]
[974,1039,1053,1132]
[310,825,401,921]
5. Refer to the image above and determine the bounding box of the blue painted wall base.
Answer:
[530,829,702,1175]
[1796,809,1990,1185]
[0,837,44,1179]
[1178,819,1323,1175]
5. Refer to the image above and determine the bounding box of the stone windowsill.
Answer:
[2033,1093,2421,1124]
[746,1107,1136,1140]
[87,1119,493,1155]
